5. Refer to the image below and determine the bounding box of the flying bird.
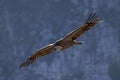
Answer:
[20,13,103,68]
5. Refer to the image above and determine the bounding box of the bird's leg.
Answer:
[74,40,84,44]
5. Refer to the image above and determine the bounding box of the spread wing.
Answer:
[19,44,54,68]
[62,13,103,41]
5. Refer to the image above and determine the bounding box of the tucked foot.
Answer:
[76,41,84,44]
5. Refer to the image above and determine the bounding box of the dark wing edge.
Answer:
[19,44,54,68]
[85,13,103,24]
[62,13,103,41]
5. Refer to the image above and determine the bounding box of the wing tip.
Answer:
[86,12,103,24]
[19,62,29,69]
[19,58,34,69]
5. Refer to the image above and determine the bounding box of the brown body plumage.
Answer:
[19,13,103,68]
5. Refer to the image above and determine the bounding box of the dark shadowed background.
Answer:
[0,0,120,80]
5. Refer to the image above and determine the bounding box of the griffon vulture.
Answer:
[19,13,103,68]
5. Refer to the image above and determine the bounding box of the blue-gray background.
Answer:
[0,0,120,80]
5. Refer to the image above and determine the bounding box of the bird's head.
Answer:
[52,46,62,51]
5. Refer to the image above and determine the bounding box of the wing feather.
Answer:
[19,44,54,68]
[62,13,103,41]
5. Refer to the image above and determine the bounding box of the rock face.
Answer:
[0,0,120,80]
